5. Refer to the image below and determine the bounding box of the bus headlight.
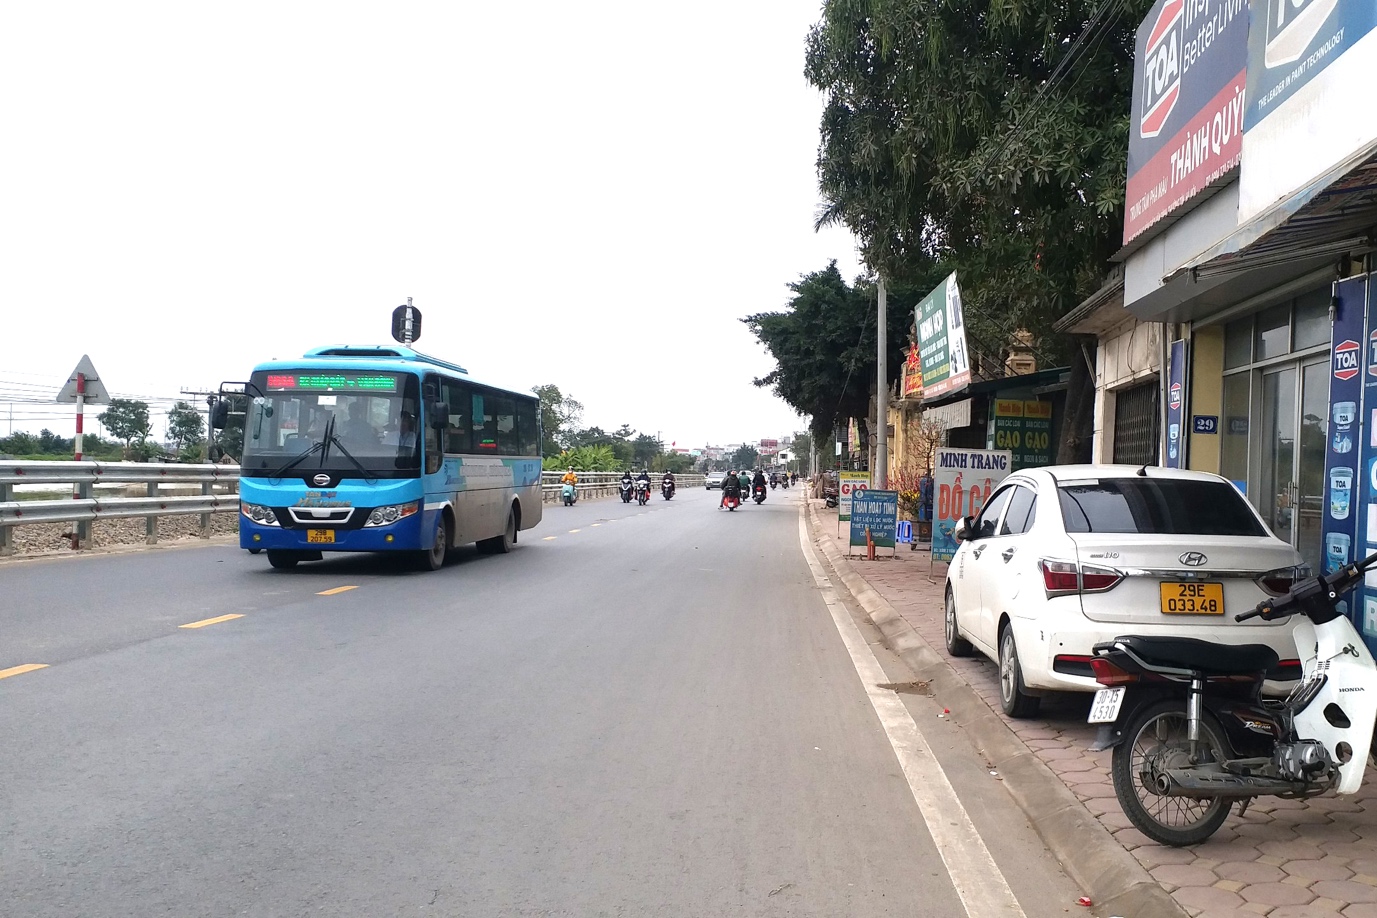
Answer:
[365,501,420,527]
[240,503,280,526]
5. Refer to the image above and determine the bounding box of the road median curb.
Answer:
[805,499,1187,918]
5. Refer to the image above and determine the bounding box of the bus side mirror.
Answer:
[429,402,449,429]
[210,402,229,430]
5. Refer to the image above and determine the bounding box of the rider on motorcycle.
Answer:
[752,468,767,499]
[561,467,579,486]
[721,469,741,507]
[661,470,676,495]
[619,469,634,500]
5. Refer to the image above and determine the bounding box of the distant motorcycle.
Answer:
[722,491,740,511]
[635,481,651,506]
[619,480,634,503]
[753,484,767,505]
[661,479,675,500]
[561,482,578,506]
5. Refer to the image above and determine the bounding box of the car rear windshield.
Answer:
[1056,478,1267,536]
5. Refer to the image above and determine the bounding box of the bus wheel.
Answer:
[480,509,516,555]
[266,550,300,570]
[420,514,449,571]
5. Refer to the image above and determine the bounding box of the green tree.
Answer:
[98,398,153,451]
[37,429,72,454]
[730,445,760,470]
[167,401,206,458]
[791,431,813,471]
[531,384,584,457]
[806,0,1147,370]
[0,432,39,456]
[744,262,924,449]
[632,433,662,469]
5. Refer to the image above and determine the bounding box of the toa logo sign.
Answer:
[1335,339,1361,381]
[1140,0,1184,138]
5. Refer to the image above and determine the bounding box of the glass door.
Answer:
[1259,367,1297,544]
[1256,360,1328,573]
[1296,359,1328,574]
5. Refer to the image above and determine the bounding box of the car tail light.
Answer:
[1081,564,1124,593]
[1040,559,1123,598]
[1090,657,1139,687]
[1041,560,1080,596]
[1258,564,1310,597]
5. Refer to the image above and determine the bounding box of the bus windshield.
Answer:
[239,371,422,478]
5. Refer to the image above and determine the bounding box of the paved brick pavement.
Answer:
[814,503,1377,918]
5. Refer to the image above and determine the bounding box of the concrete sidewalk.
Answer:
[808,499,1377,918]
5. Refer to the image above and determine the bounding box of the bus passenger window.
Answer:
[472,392,497,451]
[442,379,471,452]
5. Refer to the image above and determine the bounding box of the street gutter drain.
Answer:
[877,681,931,695]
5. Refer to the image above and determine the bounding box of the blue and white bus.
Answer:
[228,345,543,570]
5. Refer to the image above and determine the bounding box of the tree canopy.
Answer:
[806,0,1146,367]
[532,384,584,457]
[744,262,932,447]
[99,398,152,450]
[167,401,205,457]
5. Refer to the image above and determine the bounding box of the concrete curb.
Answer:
[805,500,1188,918]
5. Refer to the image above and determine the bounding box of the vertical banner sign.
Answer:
[1348,276,1377,652]
[850,490,899,552]
[915,273,972,401]
[838,471,871,522]
[1165,340,1187,468]
[931,448,1012,562]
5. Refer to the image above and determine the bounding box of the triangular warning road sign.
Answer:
[56,355,111,404]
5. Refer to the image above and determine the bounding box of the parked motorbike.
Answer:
[619,480,633,503]
[753,484,767,505]
[635,481,650,506]
[661,480,675,500]
[823,486,838,509]
[561,482,578,506]
[1088,551,1377,846]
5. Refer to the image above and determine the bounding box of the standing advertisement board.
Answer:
[838,471,870,523]
[915,273,972,401]
[1240,0,1377,221]
[1165,340,1187,468]
[849,490,899,553]
[931,448,1012,562]
[1123,0,1248,244]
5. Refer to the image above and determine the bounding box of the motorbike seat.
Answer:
[1111,635,1279,676]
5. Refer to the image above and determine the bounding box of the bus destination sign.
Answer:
[265,373,398,392]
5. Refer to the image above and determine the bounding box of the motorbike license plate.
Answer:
[1087,687,1125,724]
[1160,581,1224,614]
[306,529,335,544]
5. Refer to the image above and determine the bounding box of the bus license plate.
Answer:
[306,529,335,544]
[1087,687,1125,724]
[1160,581,1223,614]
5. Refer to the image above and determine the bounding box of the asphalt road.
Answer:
[1,487,1082,917]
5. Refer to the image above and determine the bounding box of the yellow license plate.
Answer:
[306,529,335,544]
[1160,581,1223,614]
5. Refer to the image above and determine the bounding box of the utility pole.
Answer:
[876,276,888,489]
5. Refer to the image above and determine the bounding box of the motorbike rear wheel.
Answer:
[1111,699,1233,846]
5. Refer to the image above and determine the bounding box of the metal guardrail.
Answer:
[0,461,708,553]
[0,461,240,554]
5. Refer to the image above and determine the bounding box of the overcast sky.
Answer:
[0,2,863,450]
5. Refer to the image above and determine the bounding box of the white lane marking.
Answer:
[796,513,1026,918]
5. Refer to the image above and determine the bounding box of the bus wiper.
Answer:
[268,442,324,480]
[323,432,378,484]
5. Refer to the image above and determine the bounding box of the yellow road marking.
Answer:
[0,663,48,680]
[317,585,358,596]
[568,529,581,533]
[542,536,557,541]
[179,614,244,629]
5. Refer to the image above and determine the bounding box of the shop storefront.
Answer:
[1109,0,1377,646]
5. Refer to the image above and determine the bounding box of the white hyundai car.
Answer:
[944,465,1308,718]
